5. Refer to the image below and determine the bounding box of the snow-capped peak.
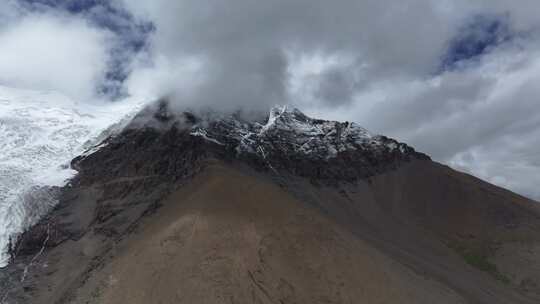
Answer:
[260,105,287,133]
[72,103,429,196]
[181,105,424,163]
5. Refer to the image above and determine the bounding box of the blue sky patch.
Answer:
[441,14,513,71]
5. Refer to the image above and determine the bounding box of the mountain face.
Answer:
[74,102,429,185]
[1,102,540,304]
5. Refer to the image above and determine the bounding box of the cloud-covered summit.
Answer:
[1,0,540,200]
[122,0,540,200]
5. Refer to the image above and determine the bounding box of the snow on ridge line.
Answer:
[185,105,410,161]
[190,128,225,146]
[0,85,145,268]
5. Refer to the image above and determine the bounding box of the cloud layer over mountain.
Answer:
[1,0,540,199]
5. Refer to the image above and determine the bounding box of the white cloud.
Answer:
[0,14,111,101]
[125,52,207,104]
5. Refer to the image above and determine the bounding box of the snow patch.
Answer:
[190,128,225,146]
[189,105,405,164]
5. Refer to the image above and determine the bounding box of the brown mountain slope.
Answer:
[67,161,467,304]
[290,160,540,302]
[2,158,539,304]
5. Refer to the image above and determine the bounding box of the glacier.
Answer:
[0,85,143,267]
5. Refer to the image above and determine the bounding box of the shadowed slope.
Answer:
[292,160,540,303]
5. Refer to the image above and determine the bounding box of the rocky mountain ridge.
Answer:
[74,101,429,186]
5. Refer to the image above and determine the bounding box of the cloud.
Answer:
[0,0,152,100]
[0,13,111,100]
[121,1,537,110]
[121,0,461,108]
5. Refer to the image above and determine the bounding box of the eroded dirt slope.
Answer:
[55,162,468,304]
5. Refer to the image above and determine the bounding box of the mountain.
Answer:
[1,102,540,304]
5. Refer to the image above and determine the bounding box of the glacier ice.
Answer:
[0,85,143,267]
